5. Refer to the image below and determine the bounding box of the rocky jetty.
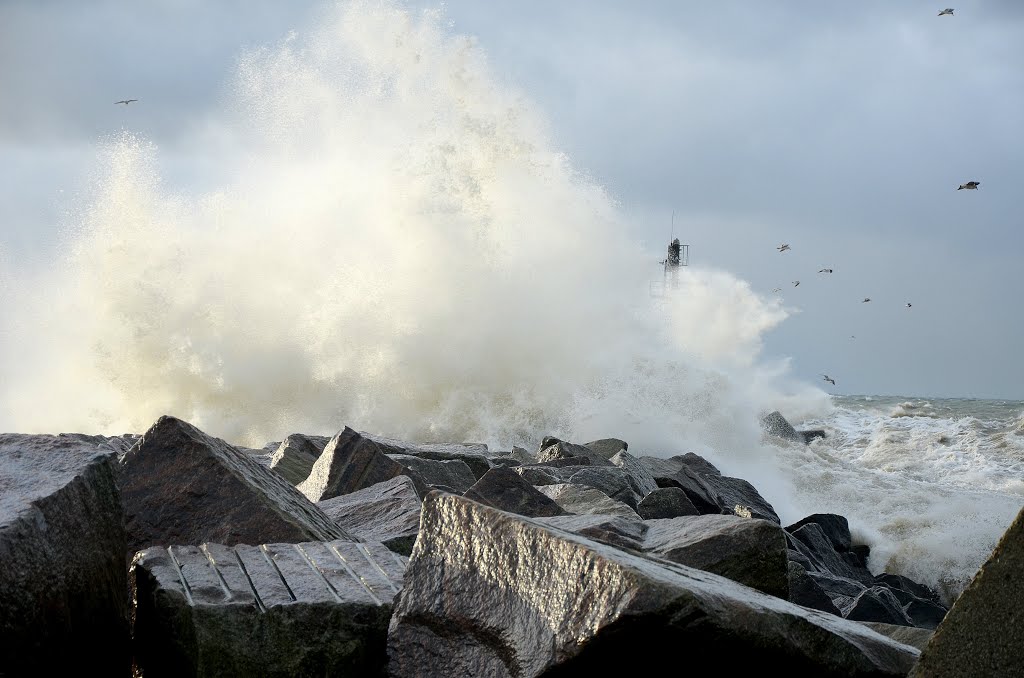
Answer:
[2,410,1017,676]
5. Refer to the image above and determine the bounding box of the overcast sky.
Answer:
[2,0,1022,400]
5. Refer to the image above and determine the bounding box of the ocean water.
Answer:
[0,1,1019,607]
[787,395,1024,605]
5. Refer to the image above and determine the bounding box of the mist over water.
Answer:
[0,0,1019,604]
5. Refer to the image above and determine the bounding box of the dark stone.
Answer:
[843,586,914,627]
[318,476,422,556]
[389,454,477,494]
[700,474,780,522]
[651,466,720,514]
[873,572,944,607]
[642,514,789,598]
[387,492,919,677]
[536,514,647,551]
[608,450,660,501]
[131,539,404,677]
[119,416,354,557]
[566,467,644,509]
[786,514,853,552]
[537,439,614,467]
[269,433,330,485]
[297,427,427,502]
[787,524,874,585]
[535,484,640,519]
[636,487,700,520]
[582,438,628,460]
[761,410,803,443]
[512,466,561,486]
[788,561,842,615]
[851,543,871,567]
[463,467,568,518]
[903,597,948,630]
[638,453,722,478]
[528,455,598,469]
[799,429,827,444]
[0,434,131,676]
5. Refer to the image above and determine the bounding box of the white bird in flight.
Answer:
[793,280,801,287]
[115,99,138,105]
[821,374,836,386]
[819,268,833,274]
[957,181,980,190]
[938,9,954,16]
[862,297,871,303]
[777,244,791,252]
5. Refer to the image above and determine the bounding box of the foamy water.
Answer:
[0,0,1019,606]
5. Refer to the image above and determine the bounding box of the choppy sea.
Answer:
[778,394,1024,605]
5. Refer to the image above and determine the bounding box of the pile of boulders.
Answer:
[2,412,1021,676]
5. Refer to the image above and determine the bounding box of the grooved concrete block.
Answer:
[131,539,406,677]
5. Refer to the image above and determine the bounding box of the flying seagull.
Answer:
[862,297,871,303]
[821,374,836,386]
[777,244,791,252]
[115,99,138,105]
[819,268,833,274]
[793,280,801,287]
[957,181,980,190]
[907,302,913,308]
[771,287,782,293]
[938,9,954,16]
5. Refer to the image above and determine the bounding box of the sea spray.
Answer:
[0,2,799,454]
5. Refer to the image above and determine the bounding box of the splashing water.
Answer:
[0,1,1018,605]
[0,2,797,454]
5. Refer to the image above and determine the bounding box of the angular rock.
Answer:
[566,467,645,509]
[698,473,780,522]
[642,514,789,598]
[318,476,422,556]
[131,539,404,677]
[843,586,914,627]
[761,410,803,443]
[582,438,628,460]
[297,426,426,502]
[872,573,947,630]
[639,453,722,479]
[786,514,854,553]
[388,493,919,677]
[636,487,699,520]
[788,561,842,615]
[650,466,720,514]
[786,524,874,585]
[609,450,660,500]
[0,434,130,676]
[269,433,331,485]
[537,438,613,467]
[463,468,568,518]
[119,416,354,556]
[535,483,640,519]
[389,454,477,494]
[799,429,827,444]
[910,504,1024,678]
[512,466,561,486]
[508,445,536,464]
[536,514,647,551]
